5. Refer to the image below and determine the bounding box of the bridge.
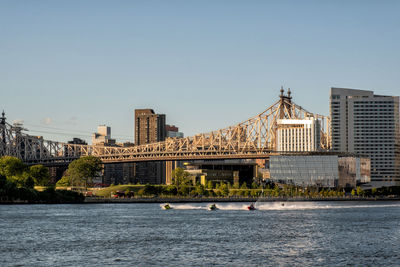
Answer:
[0,89,330,165]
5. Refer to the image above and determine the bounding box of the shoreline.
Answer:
[2,196,399,205]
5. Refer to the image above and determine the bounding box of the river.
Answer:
[1,201,400,266]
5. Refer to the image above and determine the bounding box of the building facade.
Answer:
[269,155,371,188]
[276,118,321,152]
[134,109,167,184]
[330,88,400,186]
[92,125,116,146]
[134,109,166,145]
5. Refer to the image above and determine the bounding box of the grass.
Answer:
[94,185,144,197]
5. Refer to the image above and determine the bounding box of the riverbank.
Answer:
[84,196,400,203]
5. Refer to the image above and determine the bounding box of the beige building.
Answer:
[276,118,321,152]
[92,125,115,146]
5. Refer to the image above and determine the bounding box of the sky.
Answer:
[1,0,399,144]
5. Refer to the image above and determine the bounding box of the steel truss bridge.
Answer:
[0,89,331,165]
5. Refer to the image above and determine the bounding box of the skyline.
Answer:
[1,1,400,143]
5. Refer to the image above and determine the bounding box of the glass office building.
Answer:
[269,155,370,188]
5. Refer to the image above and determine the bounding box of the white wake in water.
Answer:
[253,202,400,211]
[160,202,400,211]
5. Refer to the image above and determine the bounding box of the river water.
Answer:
[1,201,400,266]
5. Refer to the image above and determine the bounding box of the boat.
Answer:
[247,203,256,210]
[163,203,172,210]
[208,204,218,210]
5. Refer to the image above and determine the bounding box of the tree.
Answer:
[371,188,377,196]
[251,181,259,189]
[171,168,191,192]
[66,156,102,190]
[195,184,205,196]
[240,182,248,190]
[219,183,229,196]
[0,156,26,178]
[206,180,214,189]
[29,165,50,186]
[351,189,356,196]
[56,176,71,187]
[356,186,363,196]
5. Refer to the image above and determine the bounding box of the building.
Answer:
[92,125,116,146]
[134,109,166,184]
[330,88,400,186]
[135,109,166,145]
[166,124,184,138]
[269,154,371,188]
[184,159,257,185]
[276,117,321,152]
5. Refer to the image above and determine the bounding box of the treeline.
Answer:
[107,183,347,198]
[107,182,400,199]
[0,156,84,203]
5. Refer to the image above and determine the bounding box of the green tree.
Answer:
[195,184,205,196]
[240,182,248,190]
[29,165,50,186]
[206,180,214,189]
[351,189,356,196]
[66,156,102,190]
[371,188,377,196]
[356,186,363,196]
[0,156,26,178]
[56,176,71,187]
[251,181,259,189]
[171,168,191,192]
[219,183,229,196]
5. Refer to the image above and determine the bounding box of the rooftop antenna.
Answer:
[0,110,5,125]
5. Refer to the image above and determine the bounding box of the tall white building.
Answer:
[276,118,321,152]
[330,87,400,186]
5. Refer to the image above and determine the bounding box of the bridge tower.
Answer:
[279,86,293,119]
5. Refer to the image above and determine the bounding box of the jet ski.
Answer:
[163,203,172,210]
[209,204,218,210]
[247,203,256,210]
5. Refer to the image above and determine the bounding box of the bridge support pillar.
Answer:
[165,161,179,185]
[165,161,173,185]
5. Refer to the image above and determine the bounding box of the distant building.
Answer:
[166,124,184,138]
[68,138,87,145]
[134,109,166,184]
[276,117,321,152]
[92,125,116,146]
[269,154,371,188]
[135,109,166,145]
[330,88,400,186]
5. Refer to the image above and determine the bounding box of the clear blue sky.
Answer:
[1,0,399,143]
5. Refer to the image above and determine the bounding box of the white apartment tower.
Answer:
[276,118,321,152]
[330,87,400,186]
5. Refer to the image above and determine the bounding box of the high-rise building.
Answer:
[134,109,166,184]
[276,118,321,152]
[166,124,184,138]
[135,109,166,145]
[330,87,400,186]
